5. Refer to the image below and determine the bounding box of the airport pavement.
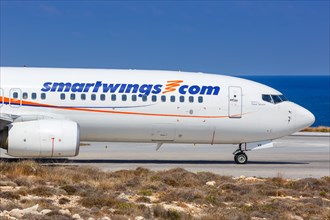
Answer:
[1,133,329,179]
[291,131,330,137]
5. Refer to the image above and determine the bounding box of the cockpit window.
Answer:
[279,95,288,101]
[271,95,282,104]
[262,94,288,104]
[262,95,273,103]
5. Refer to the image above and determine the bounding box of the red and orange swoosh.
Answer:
[1,96,242,119]
[162,80,184,94]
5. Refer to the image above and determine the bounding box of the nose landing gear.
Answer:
[233,144,248,164]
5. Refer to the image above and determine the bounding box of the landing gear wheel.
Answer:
[234,152,248,164]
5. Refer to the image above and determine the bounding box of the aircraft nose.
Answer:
[295,105,315,130]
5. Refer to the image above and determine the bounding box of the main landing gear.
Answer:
[233,144,248,164]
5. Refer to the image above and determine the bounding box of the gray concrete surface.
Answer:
[1,134,329,179]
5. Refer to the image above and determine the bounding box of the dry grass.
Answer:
[0,161,329,220]
[302,126,330,132]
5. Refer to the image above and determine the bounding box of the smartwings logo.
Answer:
[41,80,220,97]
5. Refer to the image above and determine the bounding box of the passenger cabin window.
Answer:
[81,94,86,100]
[41,93,46,100]
[111,94,116,101]
[142,95,147,102]
[31,93,37,100]
[170,96,175,102]
[100,94,106,101]
[262,94,288,104]
[179,96,185,103]
[91,94,96,101]
[122,94,127,101]
[23,93,28,99]
[161,95,166,102]
[198,96,203,103]
[189,96,194,103]
[132,95,137,102]
[13,92,18,99]
[152,95,157,102]
[60,93,65,100]
[70,94,76,100]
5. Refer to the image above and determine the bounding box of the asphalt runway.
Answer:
[1,133,329,179]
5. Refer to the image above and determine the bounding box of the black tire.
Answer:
[234,155,238,164]
[234,153,248,164]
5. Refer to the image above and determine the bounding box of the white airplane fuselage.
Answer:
[0,67,314,162]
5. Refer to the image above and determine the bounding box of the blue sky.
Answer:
[1,1,329,75]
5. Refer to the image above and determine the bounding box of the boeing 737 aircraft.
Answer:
[0,67,314,164]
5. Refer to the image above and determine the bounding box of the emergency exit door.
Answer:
[228,86,242,118]
[9,88,22,108]
[0,88,3,107]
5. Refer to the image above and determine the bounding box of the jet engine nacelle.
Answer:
[5,119,80,157]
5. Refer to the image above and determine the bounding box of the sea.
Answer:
[238,75,330,127]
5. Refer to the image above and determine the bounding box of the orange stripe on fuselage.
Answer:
[2,96,233,119]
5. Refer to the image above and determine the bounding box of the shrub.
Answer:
[79,195,119,208]
[0,191,20,200]
[136,196,151,203]
[58,197,71,205]
[153,205,182,220]
[29,186,58,197]
[14,177,32,187]
[138,189,153,196]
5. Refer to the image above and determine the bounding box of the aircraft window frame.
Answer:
[132,95,137,102]
[91,94,96,101]
[70,94,76,100]
[81,94,86,100]
[60,93,65,100]
[271,95,282,104]
[262,94,273,104]
[161,95,166,102]
[170,96,175,102]
[152,95,157,102]
[31,93,37,100]
[111,94,116,101]
[279,95,288,102]
[22,92,28,99]
[100,94,106,101]
[9,89,22,108]
[198,96,203,103]
[262,94,288,104]
[41,93,46,100]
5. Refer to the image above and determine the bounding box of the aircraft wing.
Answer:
[0,114,13,130]
[1,113,67,130]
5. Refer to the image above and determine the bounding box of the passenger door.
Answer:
[228,86,242,118]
